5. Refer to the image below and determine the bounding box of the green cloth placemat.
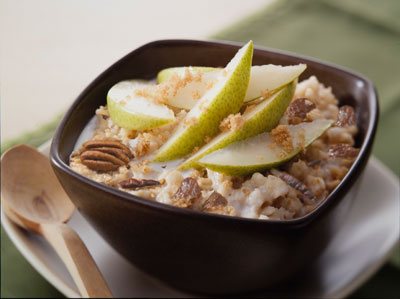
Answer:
[2,0,399,297]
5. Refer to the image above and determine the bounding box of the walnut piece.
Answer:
[80,140,133,172]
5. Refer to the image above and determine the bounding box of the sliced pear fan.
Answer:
[152,41,254,162]
[156,64,306,109]
[179,80,297,170]
[198,119,333,176]
[107,80,175,130]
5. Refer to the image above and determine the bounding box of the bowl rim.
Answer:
[50,39,379,227]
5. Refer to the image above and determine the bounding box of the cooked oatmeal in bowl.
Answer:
[69,42,360,221]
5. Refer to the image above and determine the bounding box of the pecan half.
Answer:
[119,178,161,189]
[175,177,201,200]
[336,105,356,127]
[80,140,133,172]
[328,143,359,159]
[287,98,316,123]
[202,192,227,211]
[271,169,316,203]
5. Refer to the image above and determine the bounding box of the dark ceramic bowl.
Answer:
[50,40,378,295]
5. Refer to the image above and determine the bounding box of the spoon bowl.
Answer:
[1,144,113,298]
[1,144,74,232]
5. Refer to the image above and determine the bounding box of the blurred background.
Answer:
[0,0,272,141]
[1,0,399,298]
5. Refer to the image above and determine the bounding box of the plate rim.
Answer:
[1,142,399,298]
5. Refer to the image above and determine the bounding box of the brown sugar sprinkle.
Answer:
[206,81,216,90]
[219,113,245,132]
[183,117,199,128]
[167,69,203,97]
[134,88,152,99]
[204,135,212,143]
[153,84,171,105]
[336,105,356,127]
[134,135,151,158]
[242,188,251,195]
[271,125,293,153]
[131,160,154,174]
[172,198,193,208]
[192,90,202,100]
[328,143,359,159]
[260,89,271,99]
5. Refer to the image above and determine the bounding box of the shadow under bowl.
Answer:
[50,39,378,295]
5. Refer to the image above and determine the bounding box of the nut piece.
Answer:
[271,169,316,203]
[336,105,356,127]
[287,98,316,123]
[328,143,359,159]
[308,160,322,169]
[175,177,201,200]
[80,139,133,172]
[119,178,161,189]
[231,177,244,189]
[202,191,227,211]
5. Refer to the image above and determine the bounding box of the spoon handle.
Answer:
[40,222,113,298]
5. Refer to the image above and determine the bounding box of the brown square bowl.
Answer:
[50,39,378,295]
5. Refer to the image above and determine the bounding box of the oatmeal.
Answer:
[70,45,359,220]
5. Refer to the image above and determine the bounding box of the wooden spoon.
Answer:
[1,144,113,298]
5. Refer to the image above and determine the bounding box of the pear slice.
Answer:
[198,119,333,176]
[152,41,253,162]
[244,64,306,101]
[158,69,222,110]
[156,64,306,110]
[157,66,220,83]
[107,80,175,130]
[179,80,297,170]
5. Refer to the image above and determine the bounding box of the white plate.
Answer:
[2,141,399,298]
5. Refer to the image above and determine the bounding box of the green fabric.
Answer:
[1,0,399,297]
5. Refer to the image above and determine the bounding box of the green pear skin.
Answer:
[198,119,333,176]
